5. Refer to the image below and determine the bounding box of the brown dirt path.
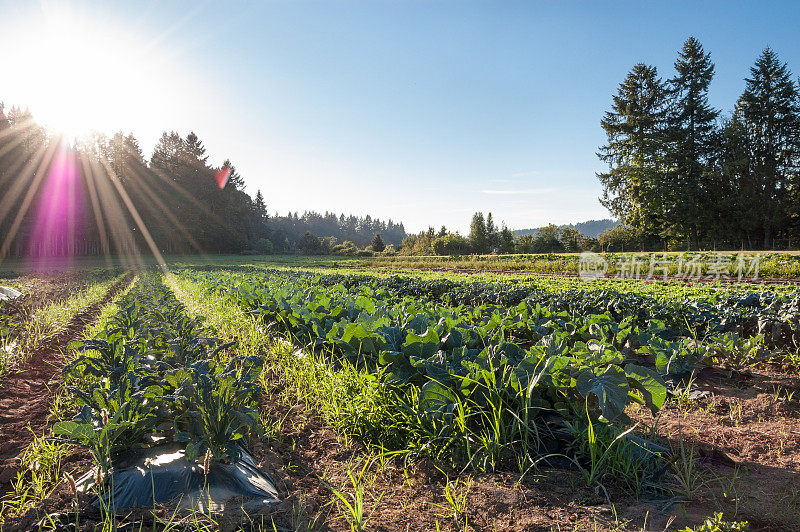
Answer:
[0,273,133,490]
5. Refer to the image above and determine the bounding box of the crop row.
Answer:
[363,251,800,279]
[184,268,728,473]
[0,271,125,377]
[207,268,800,351]
[53,273,264,488]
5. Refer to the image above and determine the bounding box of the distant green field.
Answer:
[3,250,800,281]
[357,251,800,279]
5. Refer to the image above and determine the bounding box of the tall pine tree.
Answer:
[735,48,800,247]
[598,63,670,246]
[667,37,719,247]
[485,212,499,251]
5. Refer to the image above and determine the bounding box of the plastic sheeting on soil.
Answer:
[75,444,280,514]
[0,286,23,302]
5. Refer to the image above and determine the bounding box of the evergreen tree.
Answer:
[254,190,267,220]
[716,115,751,246]
[667,37,719,247]
[486,212,499,251]
[250,189,269,241]
[735,48,800,247]
[371,233,386,252]
[598,63,670,246]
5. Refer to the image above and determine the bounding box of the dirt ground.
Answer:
[630,368,800,531]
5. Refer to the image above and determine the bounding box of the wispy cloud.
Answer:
[511,170,540,178]
[480,188,554,195]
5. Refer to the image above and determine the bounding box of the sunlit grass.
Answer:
[164,272,268,361]
[0,274,123,378]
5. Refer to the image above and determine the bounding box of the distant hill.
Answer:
[514,219,619,239]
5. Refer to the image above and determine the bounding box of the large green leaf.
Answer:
[624,363,667,415]
[576,366,629,421]
[402,327,440,358]
[418,380,458,420]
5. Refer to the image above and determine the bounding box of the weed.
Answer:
[668,435,707,500]
[432,469,473,527]
[325,460,385,532]
[680,512,749,531]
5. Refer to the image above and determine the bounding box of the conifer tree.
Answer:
[486,212,499,251]
[667,37,719,247]
[371,233,386,252]
[735,48,800,247]
[598,63,669,246]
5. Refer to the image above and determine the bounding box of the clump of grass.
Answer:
[681,512,749,531]
[324,460,384,532]
[432,468,472,528]
[668,435,708,501]
[1,431,69,518]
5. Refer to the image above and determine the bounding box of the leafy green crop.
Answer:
[55,273,265,480]
[177,266,800,475]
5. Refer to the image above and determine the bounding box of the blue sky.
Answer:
[2,1,799,233]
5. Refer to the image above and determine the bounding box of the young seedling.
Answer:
[432,471,473,528]
[325,460,384,532]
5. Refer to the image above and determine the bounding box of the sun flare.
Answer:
[2,6,174,141]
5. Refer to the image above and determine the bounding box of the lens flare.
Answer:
[215,167,231,189]
[28,141,85,263]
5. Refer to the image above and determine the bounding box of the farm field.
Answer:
[0,259,798,531]
[354,252,800,281]
[4,1,800,529]
[6,251,800,281]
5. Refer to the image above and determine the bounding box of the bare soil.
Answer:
[629,368,800,531]
[253,367,800,531]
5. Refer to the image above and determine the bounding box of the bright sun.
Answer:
[2,5,174,140]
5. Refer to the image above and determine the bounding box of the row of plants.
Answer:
[0,271,124,377]
[338,263,800,300]
[182,267,800,474]
[359,251,800,279]
[182,268,703,477]
[52,272,265,499]
[203,267,800,352]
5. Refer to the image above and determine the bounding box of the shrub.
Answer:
[299,231,322,254]
[599,225,641,252]
[253,238,273,254]
[432,234,471,255]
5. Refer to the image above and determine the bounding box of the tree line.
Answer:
[598,38,800,251]
[0,106,406,259]
[398,213,607,255]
